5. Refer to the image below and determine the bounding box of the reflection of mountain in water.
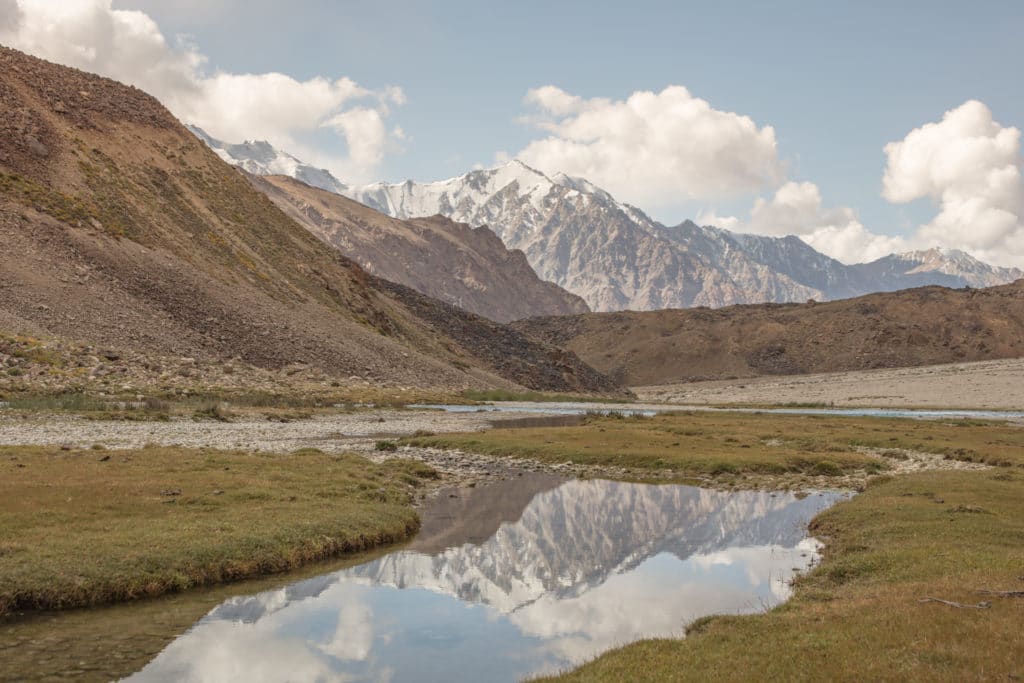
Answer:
[211,481,841,622]
[354,481,836,610]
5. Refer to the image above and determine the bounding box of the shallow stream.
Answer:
[1,474,846,682]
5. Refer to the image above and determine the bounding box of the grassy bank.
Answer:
[541,468,1024,681]
[405,412,1024,480]
[0,387,458,421]
[0,445,437,617]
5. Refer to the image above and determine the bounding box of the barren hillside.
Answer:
[0,46,616,395]
[514,281,1024,386]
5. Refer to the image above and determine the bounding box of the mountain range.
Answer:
[194,129,1023,312]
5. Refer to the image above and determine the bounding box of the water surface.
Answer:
[124,477,844,682]
[414,401,1024,421]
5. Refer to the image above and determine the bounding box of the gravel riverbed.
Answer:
[0,407,993,498]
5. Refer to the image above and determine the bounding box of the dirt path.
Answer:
[634,358,1024,410]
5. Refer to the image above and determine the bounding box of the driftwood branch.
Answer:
[918,597,991,609]
[977,589,1024,598]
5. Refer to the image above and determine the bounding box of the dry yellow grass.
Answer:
[407,411,1024,478]
[0,445,436,616]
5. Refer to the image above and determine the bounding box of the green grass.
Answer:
[405,412,890,478]
[0,387,463,418]
[540,469,1024,682]
[0,445,437,616]
[405,412,1024,480]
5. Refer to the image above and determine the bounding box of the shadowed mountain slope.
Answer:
[0,46,616,394]
[247,174,589,322]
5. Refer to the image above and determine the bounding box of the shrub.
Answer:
[811,460,843,476]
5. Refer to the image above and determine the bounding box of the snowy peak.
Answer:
[186,125,349,195]
[350,158,572,221]
[870,248,1024,288]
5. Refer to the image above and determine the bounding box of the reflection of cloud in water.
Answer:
[129,481,844,682]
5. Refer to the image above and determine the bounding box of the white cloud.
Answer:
[883,99,1024,267]
[694,210,740,232]
[698,101,1024,267]
[324,108,389,168]
[7,0,403,182]
[750,181,907,262]
[0,0,23,37]
[516,85,784,210]
[702,182,907,264]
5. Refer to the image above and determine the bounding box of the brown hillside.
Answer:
[514,281,1024,386]
[249,174,589,322]
[0,46,617,394]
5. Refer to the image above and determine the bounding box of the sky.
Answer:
[1,0,1023,266]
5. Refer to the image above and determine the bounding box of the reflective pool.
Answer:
[125,477,845,682]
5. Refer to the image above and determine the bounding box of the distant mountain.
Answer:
[193,134,1023,312]
[188,125,349,195]
[854,248,1022,290]
[248,173,590,322]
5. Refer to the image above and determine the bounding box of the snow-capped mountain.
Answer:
[191,129,1023,311]
[348,161,827,310]
[853,248,1023,289]
[187,125,349,195]
[349,161,1022,309]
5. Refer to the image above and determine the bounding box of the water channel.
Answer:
[2,473,847,682]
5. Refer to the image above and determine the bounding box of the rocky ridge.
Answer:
[515,279,1024,386]
[248,173,589,322]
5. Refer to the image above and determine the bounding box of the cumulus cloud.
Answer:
[750,181,907,262]
[6,0,403,181]
[701,182,907,264]
[516,85,784,210]
[699,101,1024,267]
[0,0,23,37]
[883,99,1024,267]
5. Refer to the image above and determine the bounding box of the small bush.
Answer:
[375,440,398,452]
[811,460,843,476]
[193,401,233,422]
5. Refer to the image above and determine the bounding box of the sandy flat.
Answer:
[634,358,1024,410]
